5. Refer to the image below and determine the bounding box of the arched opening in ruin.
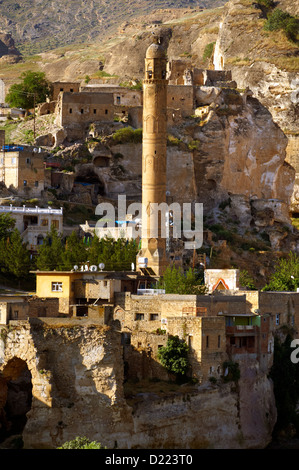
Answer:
[0,358,33,446]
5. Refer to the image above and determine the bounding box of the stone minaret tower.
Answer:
[138,38,168,277]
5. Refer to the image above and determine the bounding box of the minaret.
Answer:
[138,38,168,277]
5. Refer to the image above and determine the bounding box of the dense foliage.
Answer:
[57,436,106,449]
[264,8,299,41]
[5,71,52,111]
[36,228,138,271]
[263,252,299,292]
[0,214,31,280]
[157,265,207,295]
[157,335,190,378]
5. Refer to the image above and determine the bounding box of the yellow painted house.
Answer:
[34,269,138,316]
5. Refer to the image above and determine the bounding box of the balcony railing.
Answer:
[0,205,63,215]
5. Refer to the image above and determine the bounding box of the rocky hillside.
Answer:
[0,0,227,55]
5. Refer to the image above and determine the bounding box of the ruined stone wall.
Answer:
[56,92,114,127]
[167,85,194,117]
[52,82,80,102]
[0,318,277,449]
[0,318,133,449]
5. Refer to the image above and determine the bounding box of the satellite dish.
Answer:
[99,263,105,271]
[90,265,97,272]
[73,265,78,271]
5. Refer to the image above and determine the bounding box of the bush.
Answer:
[58,436,106,449]
[158,335,190,378]
[264,9,299,41]
[222,361,240,383]
[203,42,215,61]
[112,127,142,144]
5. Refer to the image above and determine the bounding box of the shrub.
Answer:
[264,9,299,41]
[222,361,240,383]
[58,436,106,449]
[203,42,215,61]
[158,335,190,378]
[112,127,142,144]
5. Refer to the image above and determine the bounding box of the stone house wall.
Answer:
[55,92,114,127]
[52,81,80,101]
[0,150,44,196]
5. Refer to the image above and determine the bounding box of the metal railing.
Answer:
[0,205,63,215]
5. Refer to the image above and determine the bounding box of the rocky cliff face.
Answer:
[212,0,299,212]
[0,319,276,449]
[0,32,21,64]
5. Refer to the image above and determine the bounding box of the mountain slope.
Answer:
[0,0,227,55]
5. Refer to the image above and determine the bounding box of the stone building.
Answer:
[52,81,81,102]
[0,146,45,197]
[0,205,63,252]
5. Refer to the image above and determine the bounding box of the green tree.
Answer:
[0,229,31,279]
[36,226,64,271]
[239,269,256,290]
[158,335,190,378]
[0,213,16,240]
[61,231,87,270]
[6,71,52,112]
[263,252,299,291]
[87,236,137,271]
[158,266,207,295]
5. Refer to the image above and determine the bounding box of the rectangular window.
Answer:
[70,88,73,93]
[150,314,159,321]
[14,310,18,319]
[105,109,108,115]
[51,282,63,292]
[94,109,97,114]
[23,180,27,186]
[51,220,59,229]
[11,157,16,164]
[35,181,38,187]
[69,108,72,114]
[26,158,30,164]
[276,314,280,326]
[218,335,221,348]
[41,219,48,226]
[81,109,84,114]
[206,335,209,348]
[135,313,144,321]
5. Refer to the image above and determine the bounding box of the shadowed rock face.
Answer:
[0,32,21,62]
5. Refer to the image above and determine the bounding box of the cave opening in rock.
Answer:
[75,168,106,196]
[0,358,33,447]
